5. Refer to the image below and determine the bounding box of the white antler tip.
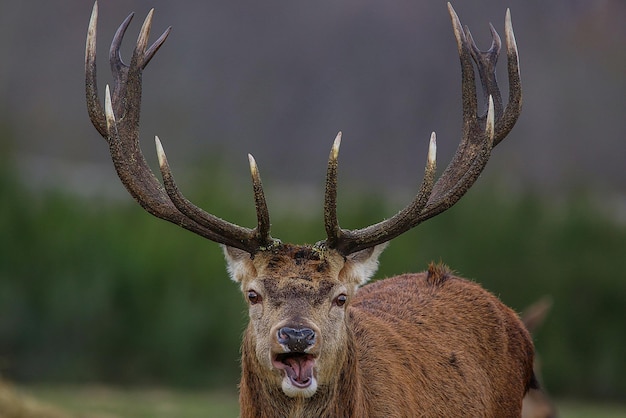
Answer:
[155,136,167,168]
[486,96,495,139]
[248,153,258,176]
[446,2,454,15]
[86,2,98,65]
[89,1,98,24]
[104,84,115,125]
[331,132,342,160]
[504,9,518,56]
[447,2,465,51]
[428,132,437,165]
[137,8,154,49]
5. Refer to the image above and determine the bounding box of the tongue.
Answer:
[282,356,314,387]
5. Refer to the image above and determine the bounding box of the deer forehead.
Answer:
[252,246,343,275]
[259,277,339,308]
[247,245,349,298]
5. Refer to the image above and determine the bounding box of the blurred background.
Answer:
[0,0,625,416]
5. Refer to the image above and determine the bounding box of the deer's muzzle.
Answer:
[277,327,316,352]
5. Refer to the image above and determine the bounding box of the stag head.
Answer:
[86,1,521,399]
[225,242,387,396]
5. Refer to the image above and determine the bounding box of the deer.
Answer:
[521,298,559,418]
[85,2,535,417]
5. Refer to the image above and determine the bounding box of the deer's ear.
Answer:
[340,243,388,287]
[521,297,553,333]
[223,246,256,283]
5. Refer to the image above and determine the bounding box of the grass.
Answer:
[18,385,626,418]
[0,380,71,418]
[558,401,626,418]
[20,386,239,418]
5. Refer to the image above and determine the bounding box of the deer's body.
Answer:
[85,2,535,416]
[521,298,558,418]
[350,271,532,417]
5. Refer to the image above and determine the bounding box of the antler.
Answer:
[323,3,521,256]
[85,1,276,253]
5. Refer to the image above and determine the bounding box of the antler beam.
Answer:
[85,1,276,253]
[323,3,521,255]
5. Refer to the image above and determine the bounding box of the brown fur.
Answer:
[229,244,535,418]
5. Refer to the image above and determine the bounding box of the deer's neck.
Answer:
[239,327,364,418]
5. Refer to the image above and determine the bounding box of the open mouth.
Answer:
[272,352,316,389]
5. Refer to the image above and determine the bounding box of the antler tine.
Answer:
[324,4,518,256]
[108,11,134,109]
[144,25,172,69]
[323,132,341,248]
[86,2,272,254]
[155,138,275,250]
[85,2,106,137]
[324,132,437,255]
[465,23,503,119]
[248,154,275,247]
[497,8,522,146]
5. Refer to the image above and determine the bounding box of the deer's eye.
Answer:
[247,290,262,304]
[334,294,348,307]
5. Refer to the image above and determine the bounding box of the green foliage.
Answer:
[0,167,243,388]
[1,164,625,401]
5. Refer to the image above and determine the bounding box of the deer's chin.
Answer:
[281,374,318,398]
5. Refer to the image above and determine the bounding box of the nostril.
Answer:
[277,327,291,344]
[302,328,315,342]
[278,327,316,351]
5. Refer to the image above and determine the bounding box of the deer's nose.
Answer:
[277,327,316,352]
